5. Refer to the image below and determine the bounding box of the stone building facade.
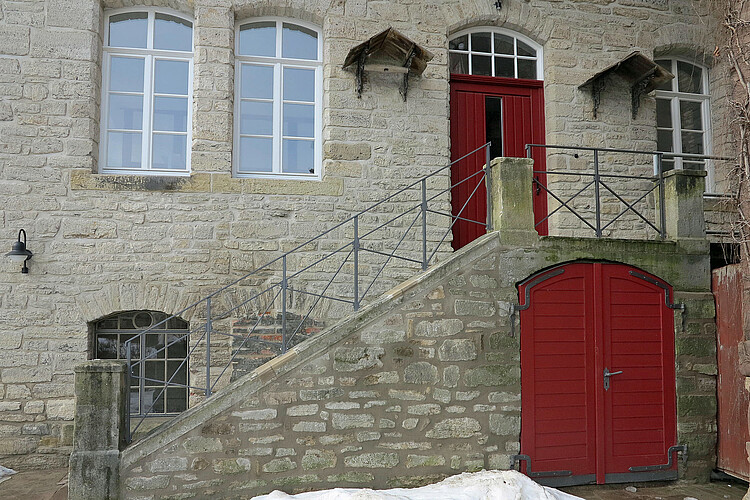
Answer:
[0,0,734,477]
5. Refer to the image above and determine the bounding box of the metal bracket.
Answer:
[629,444,687,472]
[510,268,565,337]
[591,77,607,119]
[631,69,656,119]
[399,45,417,102]
[512,454,573,478]
[628,271,685,310]
[355,40,370,98]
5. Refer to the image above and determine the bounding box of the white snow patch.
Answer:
[0,465,17,485]
[252,470,583,500]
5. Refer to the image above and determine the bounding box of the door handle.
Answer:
[603,368,623,391]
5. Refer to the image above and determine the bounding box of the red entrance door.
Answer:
[449,74,547,250]
[518,262,678,486]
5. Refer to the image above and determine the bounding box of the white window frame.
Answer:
[233,18,323,180]
[654,57,714,191]
[448,27,544,81]
[100,7,194,176]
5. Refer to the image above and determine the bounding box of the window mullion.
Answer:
[671,96,683,170]
[274,62,282,174]
[142,55,154,171]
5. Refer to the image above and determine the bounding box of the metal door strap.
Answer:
[628,271,685,310]
[512,454,573,478]
[628,444,688,472]
[510,268,565,337]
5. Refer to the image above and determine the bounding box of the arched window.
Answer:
[654,58,711,178]
[94,310,189,414]
[234,19,323,179]
[448,28,543,80]
[100,9,193,174]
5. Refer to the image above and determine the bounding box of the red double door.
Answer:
[450,74,547,249]
[519,262,677,485]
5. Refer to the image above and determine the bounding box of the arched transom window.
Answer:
[448,28,543,80]
[234,19,323,179]
[100,9,194,175]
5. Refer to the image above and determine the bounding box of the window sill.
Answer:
[70,170,343,196]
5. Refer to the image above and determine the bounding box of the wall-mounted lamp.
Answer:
[6,229,33,274]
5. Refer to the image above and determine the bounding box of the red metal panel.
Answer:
[449,74,547,249]
[714,264,750,481]
[520,263,677,484]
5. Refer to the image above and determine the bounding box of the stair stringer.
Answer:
[119,231,520,497]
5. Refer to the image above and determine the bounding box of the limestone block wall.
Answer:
[115,228,716,498]
[0,0,729,468]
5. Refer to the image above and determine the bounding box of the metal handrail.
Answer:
[123,142,493,441]
[526,144,725,239]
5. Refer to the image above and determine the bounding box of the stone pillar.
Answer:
[662,169,706,241]
[68,360,128,500]
[488,157,538,244]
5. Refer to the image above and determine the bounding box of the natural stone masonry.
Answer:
[0,0,733,470]
[115,219,714,497]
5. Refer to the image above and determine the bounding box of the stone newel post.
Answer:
[488,157,538,243]
[662,169,707,241]
[68,360,128,500]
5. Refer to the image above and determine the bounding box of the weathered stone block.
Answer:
[425,418,481,439]
[344,452,399,468]
[213,458,251,475]
[262,457,297,473]
[183,436,223,454]
[489,414,520,435]
[415,319,463,337]
[404,362,439,384]
[405,454,446,468]
[333,347,384,372]
[455,299,495,317]
[332,413,375,429]
[302,449,337,470]
[465,365,520,387]
[438,339,477,361]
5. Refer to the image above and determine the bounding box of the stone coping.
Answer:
[74,360,127,373]
[70,170,344,196]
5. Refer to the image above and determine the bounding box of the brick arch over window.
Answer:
[76,282,200,326]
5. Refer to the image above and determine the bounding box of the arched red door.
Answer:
[517,262,678,486]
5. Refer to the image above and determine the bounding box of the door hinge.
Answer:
[628,444,687,472]
[512,454,573,478]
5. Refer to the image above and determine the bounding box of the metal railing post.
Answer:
[205,297,212,398]
[139,334,145,411]
[485,143,493,232]
[125,346,132,442]
[656,153,666,239]
[593,148,602,238]
[421,180,428,270]
[281,256,288,352]
[353,216,360,310]
[525,144,532,158]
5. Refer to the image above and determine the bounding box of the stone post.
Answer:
[68,360,128,500]
[488,157,538,244]
[661,169,706,241]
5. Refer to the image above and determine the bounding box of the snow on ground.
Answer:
[252,470,583,500]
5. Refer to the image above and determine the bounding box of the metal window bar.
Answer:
[123,142,493,442]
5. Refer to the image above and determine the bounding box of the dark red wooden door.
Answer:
[519,262,677,485]
[714,264,750,481]
[449,74,547,250]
